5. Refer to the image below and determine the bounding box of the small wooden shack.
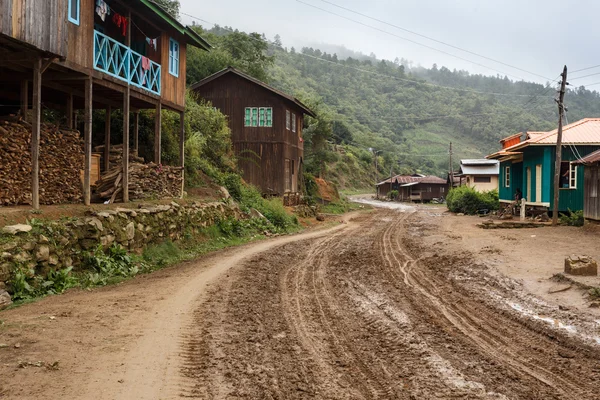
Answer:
[0,0,209,208]
[190,67,316,196]
[377,174,447,202]
[574,149,600,221]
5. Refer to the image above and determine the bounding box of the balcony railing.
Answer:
[93,30,161,95]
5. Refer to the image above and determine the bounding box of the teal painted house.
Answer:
[488,118,600,212]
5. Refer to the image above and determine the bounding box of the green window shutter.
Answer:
[259,108,265,127]
[266,108,273,127]
[251,108,258,127]
[244,108,251,127]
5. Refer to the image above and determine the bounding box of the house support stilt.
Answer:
[104,106,111,172]
[122,87,130,203]
[31,58,42,209]
[154,102,161,164]
[133,111,139,153]
[83,77,93,206]
[66,93,73,129]
[179,111,185,198]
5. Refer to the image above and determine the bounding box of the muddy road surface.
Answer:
[2,209,600,399]
[182,210,600,399]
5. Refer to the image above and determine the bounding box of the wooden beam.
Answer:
[31,59,42,210]
[104,106,111,172]
[66,93,73,129]
[133,112,139,153]
[40,57,58,74]
[154,102,162,164]
[179,111,185,198]
[20,80,28,121]
[43,80,124,110]
[83,77,93,206]
[123,86,130,203]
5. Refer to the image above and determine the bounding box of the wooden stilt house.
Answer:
[0,0,210,208]
[190,67,316,197]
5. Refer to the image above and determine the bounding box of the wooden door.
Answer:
[535,164,542,202]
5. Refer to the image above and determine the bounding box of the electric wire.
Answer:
[317,0,554,82]
[296,0,529,82]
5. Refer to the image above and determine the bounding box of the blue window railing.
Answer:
[94,30,161,96]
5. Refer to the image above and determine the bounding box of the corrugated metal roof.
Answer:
[459,163,499,176]
[461,159,498,166]
[573,149,600,164]
[511,118,600,149]
[376,175,446,186]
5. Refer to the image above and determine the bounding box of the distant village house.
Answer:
[455,159,499,192]
[376,174,447,202]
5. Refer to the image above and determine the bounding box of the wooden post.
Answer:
[104,106,111,172]
[66,93,73,129]
[133,111,139,153]
[552,66,568,226]
[154,102,161,164]
[83,77,93,206]
[31,60,42,209]
[520,198,527,221]
[20,80,28,121]
[123,87,130,203]
[179,111,185,198]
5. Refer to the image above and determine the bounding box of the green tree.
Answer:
[153,0,180,19]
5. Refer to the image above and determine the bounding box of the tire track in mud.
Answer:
[378,210,600,399]
[181,210,600,399]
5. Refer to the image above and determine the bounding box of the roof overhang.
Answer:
[138,0,211,50]
[401,181,420,187]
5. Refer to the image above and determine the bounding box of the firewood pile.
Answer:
[94,147,183,203]
[0,116,84,206]
[94,144,144,171]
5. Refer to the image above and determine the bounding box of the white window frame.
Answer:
[292,113,296,133]
[68,0,80,25]
[569,163,577,189]
[286,110,291,130]
[505,166,511,188]
[169,38,180,77]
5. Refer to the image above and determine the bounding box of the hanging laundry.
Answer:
[112,13,128,36]
[141,56,151,85]
[95,0,110,21]
[146,37,158,51]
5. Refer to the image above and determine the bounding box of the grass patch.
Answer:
[320,198,363,215]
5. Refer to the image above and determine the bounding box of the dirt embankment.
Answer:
[1,208,600,399]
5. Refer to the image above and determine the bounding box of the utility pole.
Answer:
[449,142,454,189]
[552,66,567,226]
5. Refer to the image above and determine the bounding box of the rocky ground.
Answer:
[1,207,599,399]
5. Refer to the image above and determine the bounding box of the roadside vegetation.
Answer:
[446,186,499,215]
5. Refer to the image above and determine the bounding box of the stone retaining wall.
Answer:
[0,201,242,290]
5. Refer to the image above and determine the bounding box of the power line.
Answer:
[568,71,600,81]
[156,0,554,100]
[296,0,529,82]
[317,0,554,82]
[570,64,600,74]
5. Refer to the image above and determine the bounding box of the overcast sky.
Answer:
[179,0,600,87]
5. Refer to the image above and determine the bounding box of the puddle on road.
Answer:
[349,196,416,212]
[510,303,600,345]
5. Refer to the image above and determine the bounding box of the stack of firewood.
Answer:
[94,144,145,171]
[0,116,84,206]
[94,162,183,203]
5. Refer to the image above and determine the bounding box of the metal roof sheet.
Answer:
[573,149,600,164]
[460,159,498,166]
[376,175,446,186]
[512,118,600,148]
[459,164,499,176]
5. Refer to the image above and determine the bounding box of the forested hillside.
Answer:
[185,24,600,188]
[268,43,600,178]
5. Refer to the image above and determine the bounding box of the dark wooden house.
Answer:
[574,149,600,221]
[0,0,209,208]
[190,67,316,196]
[377,174,447,202]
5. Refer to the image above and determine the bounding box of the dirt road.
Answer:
[1,208,600,399]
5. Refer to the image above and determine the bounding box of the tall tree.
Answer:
[153,0,180,19]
